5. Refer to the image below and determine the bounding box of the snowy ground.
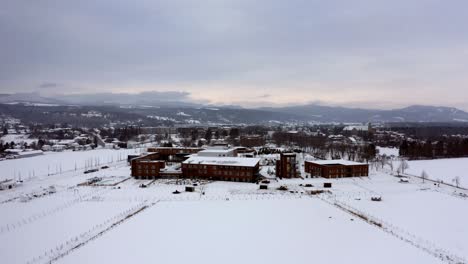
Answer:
[325,173,468,260]
[377,146,399,157]
[0,134,38,145]
[404,158,468,188]
[0,148,141,181]
[1,153,468,264]
[56,199,442,264]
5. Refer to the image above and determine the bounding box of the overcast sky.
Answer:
[1,0,468,109]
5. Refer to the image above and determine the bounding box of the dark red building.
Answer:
[304,160,368,178]
[181,156,260,182]
[276,153,297,179]
[131,153,165,179]
[146,147,204,161]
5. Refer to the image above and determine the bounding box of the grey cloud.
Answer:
[0,0,468,109]
[38,82,59,89]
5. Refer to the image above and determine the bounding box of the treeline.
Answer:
[100,126,142,142]
[0,104,171,128]
[272,132,326,148]
[388,124,468,140]
[272,131,376,162]
[399,138,468,159]
[0,139,47,153]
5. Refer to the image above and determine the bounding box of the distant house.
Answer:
[52,145,66,152]
[0,179,16,190]
[305,160,368,178]
[42,145,52,151]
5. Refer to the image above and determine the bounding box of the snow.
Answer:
[343,125,368,131]
[1,150,468,264]
[183,156,260,167]
[16,150,44,157]
[197,148,236,157]
[56,199,442,264]
[176,111,190,116]
[404,158,468,188]
[0,148,141,181]
[0,199,140,264]
[328,173,468,259]
[377,146,400,157]
[308,159,367,166]
[146,115,176,121]
[0,134,38,144]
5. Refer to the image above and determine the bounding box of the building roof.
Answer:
[343,125,369,131]
[17,150,43,156]
[183,156,260,167]
[306,159,367,166]
[151,147,203,150]
[198,148,233,153]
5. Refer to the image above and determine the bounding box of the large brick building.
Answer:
[276,153,298,179]
[131,153,165,179]
[304,160,368,178]
[181,156,260,182]
[146,147,204,161]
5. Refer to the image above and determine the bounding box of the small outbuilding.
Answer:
[185,186,195,192]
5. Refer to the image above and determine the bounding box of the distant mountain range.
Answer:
[1,92,468,124]
[260,104,468,123]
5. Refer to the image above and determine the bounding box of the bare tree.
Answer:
[421,170,429,183]
[452,176,461,188]
[379,155,387,170]
[388,159,394,172]
[199,182,207,197]
[397,160,409,176]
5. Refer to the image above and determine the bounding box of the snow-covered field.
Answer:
[56,199,442,264]
[404,158,468,188]
[1,152,468,264]
[0,134,38,145]
[329,174,468,260]
[0,148,141,181]
[377,146,399,157]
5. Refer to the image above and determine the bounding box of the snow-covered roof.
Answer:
[183,156,260,167]
[198,148,234,154]
[307,159,367,166]
[343,125,368,131]
[153,147,203,150]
